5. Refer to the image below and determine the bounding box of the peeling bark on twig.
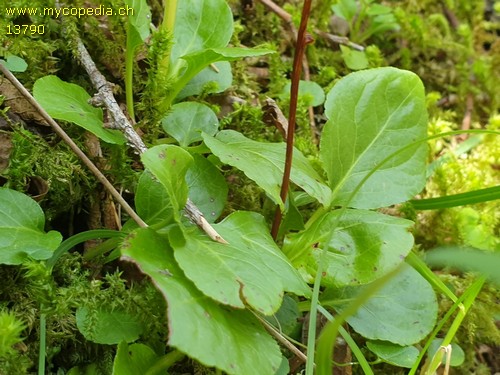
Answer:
[73,38,227,243]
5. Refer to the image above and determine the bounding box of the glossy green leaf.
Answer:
[76,307,144,345]
[320,67,427,208]
[282,80,326,107]
[0,54,27,72]
[203,130,331,209]
[366,341,419,368]
[112,342,159,375]
[162,102,219,147]
[0,188,62,265]
[121,228,282,375]
[171,0,233,62]
[141,145,193,221]
[124,0,151,50]
[171,48,274,103]
[176,61,232,100]
[428,339,465,367]
[186,155,228,222]
[332,0,358,21]
[340,46,369,70]
[135,171,174,226]
[171,212,310,315]
[324,264,437,345]
[284,209,414,287]
[33,76,125,144]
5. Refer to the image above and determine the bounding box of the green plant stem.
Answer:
[315,266,404,375]
[407,281,471,375]
[271,0,313,240]
[125,24,135,121]
[38,312,46,375]
[146,350,185,375]
[163,0,178,36]
[406,252,458,303]
[424,276,485,374]
[317,306,374,375]
[159,0,178,74]
[305,254,324,375]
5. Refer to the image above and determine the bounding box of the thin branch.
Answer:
[75,39,147,154]
[73,37,227,243]
[253,312,309,364]
[0,63,148,228]
[271,0,314,239]
[315,29,365,51]
[258,0,294,27]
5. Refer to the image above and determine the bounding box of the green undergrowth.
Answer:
[418,114,500,250]
[1,253,167,374]
[0,0,499,374]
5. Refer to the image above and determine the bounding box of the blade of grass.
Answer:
[406,252,458,303]
[423,276,485,374]
[407,281,470,375]
[317,305,374,375]
[410,185,500,210]
[38,312,46,375]
[315,266,404,375]
[46,229,124,270]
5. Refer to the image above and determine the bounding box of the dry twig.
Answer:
[73,39,227,244]
[315,29,365,51]
[0,63,148,228]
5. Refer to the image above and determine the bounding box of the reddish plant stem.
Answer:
[271,0,314,239]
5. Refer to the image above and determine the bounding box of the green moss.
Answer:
[2,126,96,221]
[417,115,500,248]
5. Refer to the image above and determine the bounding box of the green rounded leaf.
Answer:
[366,341,419,368]
[186,155,228,222]
[172,212,310,315]
[282,80,326,107]
[340,45,369,70]
[141,145,194,221]
[121,228,283,375]
[125,0,151,50]
[428,339,465,367]
[0,188,62,265]
[171,0,233,62]
[284,209,414,287]
[326,264,438,345]
[135,171,175,226]
[113,342,159,375]
[1,54,27,72]
[320,67,428,209]
[203,130,331,208]
[162,102,219,147]
[171,48,273,103]
[76,307,144,345]
[33,76,125,144]
[176,61,232,100]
